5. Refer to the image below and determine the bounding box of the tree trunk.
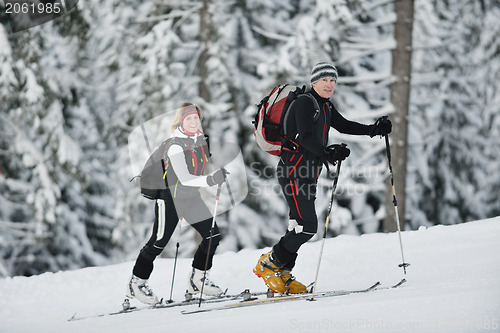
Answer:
[384,0,414,232]
[198,0,212,102]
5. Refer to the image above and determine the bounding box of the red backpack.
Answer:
[253,84,319,156]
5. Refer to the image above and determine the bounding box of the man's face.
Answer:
[312,78,336,99]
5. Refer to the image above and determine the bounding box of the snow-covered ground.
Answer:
[1,217,499,333]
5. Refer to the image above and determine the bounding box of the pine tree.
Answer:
[0,6,118,276]
[411,0,499,225]
[471,0,500,219]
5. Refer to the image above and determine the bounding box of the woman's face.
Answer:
[181,113,201,134]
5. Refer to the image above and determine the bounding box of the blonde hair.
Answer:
[171,102,203,132]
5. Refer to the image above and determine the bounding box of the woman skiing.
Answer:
[127,102,228,305]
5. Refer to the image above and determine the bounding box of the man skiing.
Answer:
[253,62,392,294]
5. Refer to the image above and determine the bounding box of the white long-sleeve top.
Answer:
[166,128,211,188]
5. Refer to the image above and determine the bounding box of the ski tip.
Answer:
[393,278,407,288]
[181,309,204,315]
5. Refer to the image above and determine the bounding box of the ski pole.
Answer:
[166,219,183,303]
[198,184,223,307]
[383,131,410,274]
[226,180,235,207]
[310,149,344,299]
[141,124,152,154]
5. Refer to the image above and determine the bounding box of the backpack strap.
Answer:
[282,92,321,145]
[162,137,191,159]
[303,93,321,122]
[161,137,190,175]
[162,136,210,176]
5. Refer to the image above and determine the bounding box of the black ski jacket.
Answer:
[163,136,210,198]
[278,88,372,182]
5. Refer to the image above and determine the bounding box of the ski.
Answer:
[67,289,266,321]
[181,281,382,315]
[385,278,407,289]
[68,279,407,320]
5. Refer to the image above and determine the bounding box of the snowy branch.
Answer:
[411,70,445,84]
[251,26,292,42]
[339,71,393,84]
[338,39,396,64]
[410,93,448,106]
[156,1,201,8]
[0,220,38,231]
[348,12,396,28]
[361,0,395,12]
[133,4,202,24]
[345,103,395,122]
[412,36,461,50]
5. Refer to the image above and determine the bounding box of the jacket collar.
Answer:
[173,127,203,144]
[309,87,330,105]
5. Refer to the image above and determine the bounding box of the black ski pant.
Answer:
[272,176,318,271]
[133,191,220,280]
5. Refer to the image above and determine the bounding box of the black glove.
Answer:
[204,134,212,157]
[324,144,350,164]
[207,168,229,186]
[369,116,392,137]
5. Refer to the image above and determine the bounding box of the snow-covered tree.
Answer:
[2,0,500,278]
[410,0,500,226]
[0,5,124,276]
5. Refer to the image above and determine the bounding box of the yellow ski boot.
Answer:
[253,251,287,294]
[281,271,307,294]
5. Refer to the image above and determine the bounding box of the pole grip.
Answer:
[384,134,392,163]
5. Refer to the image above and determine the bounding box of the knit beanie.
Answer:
[310,62,338,84]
